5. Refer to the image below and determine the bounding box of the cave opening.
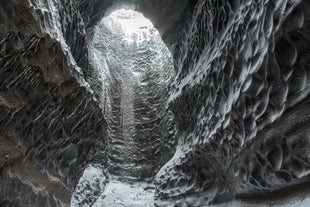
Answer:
[73,8,176,206]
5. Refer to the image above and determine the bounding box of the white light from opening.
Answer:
[108,9,154,36]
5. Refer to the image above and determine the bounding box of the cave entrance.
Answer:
[86,8,175,205]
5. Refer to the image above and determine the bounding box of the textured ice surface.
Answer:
[88,9,175,181]
[0,0,107,205]
[1,0,310,206]
[208,197,310,207]
[71,164,108,207]
[154,0,310,205]
[71,8,175,206]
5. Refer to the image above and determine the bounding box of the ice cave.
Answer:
[0,0,310,207]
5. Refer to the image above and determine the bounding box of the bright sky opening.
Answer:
[108,9,153,36]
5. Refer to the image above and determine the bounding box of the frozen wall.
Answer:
[0,0,309,206]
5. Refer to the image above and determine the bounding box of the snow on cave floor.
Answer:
[90,179,310,207]
[92,180,154,207]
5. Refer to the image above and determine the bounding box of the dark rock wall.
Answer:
[0,0,107,206]
[154,0,310,205]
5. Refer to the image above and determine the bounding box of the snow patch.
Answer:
[93,180,154,207]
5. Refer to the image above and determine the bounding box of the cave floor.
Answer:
[92,180,154,207]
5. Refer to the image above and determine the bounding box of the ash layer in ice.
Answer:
[0,0,310,206]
